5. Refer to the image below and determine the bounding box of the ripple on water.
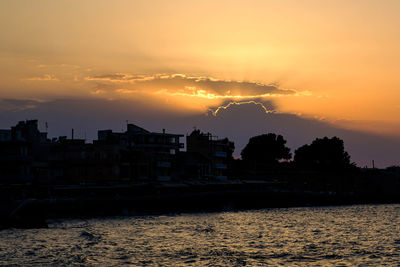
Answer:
[1,204,400,266]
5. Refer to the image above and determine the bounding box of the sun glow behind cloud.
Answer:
[210,101,274,116]
[81,72,306,115]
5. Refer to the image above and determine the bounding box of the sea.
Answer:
[1,204,400,266]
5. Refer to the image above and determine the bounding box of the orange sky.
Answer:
[1,0,400,136]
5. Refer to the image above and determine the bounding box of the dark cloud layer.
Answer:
[0,97,398,168]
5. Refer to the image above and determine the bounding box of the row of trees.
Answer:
[240,133,355,171]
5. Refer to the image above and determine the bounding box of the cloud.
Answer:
[14,69,310,117]
[114,89,139,94]
[24,74,59,81]
[85,73,156,83]
[209,100,276,116]
[80,73,311,115]
[90,89,106,95]
[36,64,80,69]
[0,98,46,112]
[84,73,300,99]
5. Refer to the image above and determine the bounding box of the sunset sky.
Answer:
[1,0,400,166]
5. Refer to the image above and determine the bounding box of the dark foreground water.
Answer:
[1,204,400,266]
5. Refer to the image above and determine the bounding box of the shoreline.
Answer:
[2,181,399,229]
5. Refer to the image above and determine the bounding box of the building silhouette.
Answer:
[186,129,234,180]
[96,123,183,181]
[1,118,400,219]
[0,120,48,183]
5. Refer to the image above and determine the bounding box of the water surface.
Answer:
[1,204,400,266]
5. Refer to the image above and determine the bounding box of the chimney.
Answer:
[72,129,74,140]
[163,128,165,134]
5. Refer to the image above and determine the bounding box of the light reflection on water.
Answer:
[1,204,400,266]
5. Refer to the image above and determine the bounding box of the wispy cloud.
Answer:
[0,98,47,112]
[90,89,106,95]
[114,89,139,94]
[36,63,80,69]
[24,74,59,81]
[85,73,156,83]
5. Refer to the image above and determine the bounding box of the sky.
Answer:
[1,0,400,167]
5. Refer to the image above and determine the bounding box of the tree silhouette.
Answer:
[241,133,291,165]
[294,136,354,170]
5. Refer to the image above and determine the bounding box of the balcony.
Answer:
[134,143,184,149]
[157,175,171,181]
[157,161,171,168]
[213,151,227,158]
[214,163,227,169]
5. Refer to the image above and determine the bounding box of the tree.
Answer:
[294,136,354,170]
[241,133,291,165]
